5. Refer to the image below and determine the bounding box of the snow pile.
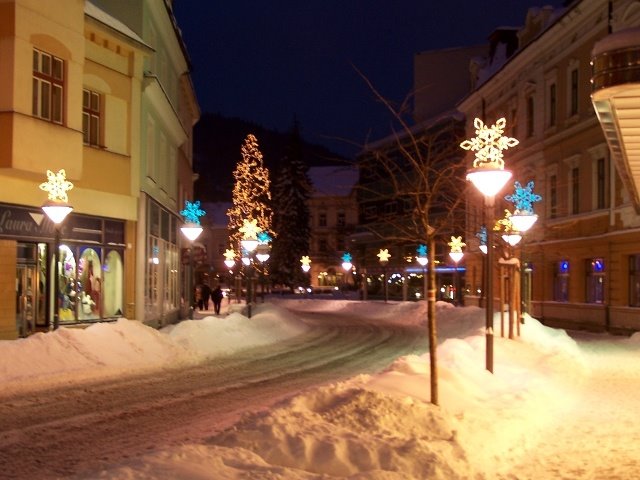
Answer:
[0,302,308,395]
[4,299,638,479]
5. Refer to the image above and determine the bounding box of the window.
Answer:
[570,68,579,116]
[571,167,579,214]
[32,49,64,124]
[549,174,557,219]
[318,213,327,227]
[526,96,534,137]
[82,89,101,145]
[318,239,328,252]
[629,255,640,306]
[586,258,605,304]
[337,212,346,227]
[554,260,569,302]
[510,108,518,138]
[596,158,606,210]
[548,83,556,127]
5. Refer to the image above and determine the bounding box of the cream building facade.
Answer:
[459,0,640,333]
[0,0,198,339]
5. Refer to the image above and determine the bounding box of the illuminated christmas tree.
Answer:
[227,134,273,252]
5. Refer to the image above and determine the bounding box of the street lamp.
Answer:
[505,181,542,319]
[256,232,271,302]
[416,244,428,301]
[448,236,465,305]
[40,169,74,330]
[240,219,262,318]
[341,252,352,294]
[300,255,311,273]
[377,248,390,302]
[462,117,518,373]
[180,200,205,317]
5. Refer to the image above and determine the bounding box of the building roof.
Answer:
[85,1,152,51]
[308,166,358,197]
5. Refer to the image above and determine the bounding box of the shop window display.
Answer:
[78,248,102,320]
[103,250,124,317]
[58,245,77,322]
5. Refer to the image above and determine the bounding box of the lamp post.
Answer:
[377,248,390,302]
[448,236,465,306]
[416,244,428,301]
[505,181,542,319]
[341,252,352,295]
[256,232,271,302]
[223,248,236,302]
[240,219,262,318]
[462,117,518,373]
[40,169,74,331]
[180,200,205,318]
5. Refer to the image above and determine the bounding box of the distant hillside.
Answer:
[193,113,349,202]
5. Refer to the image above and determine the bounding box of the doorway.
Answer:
[16,265,37,337]
[16,242,46,336]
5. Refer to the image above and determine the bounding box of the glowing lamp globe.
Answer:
[510,213,538,233]
[502,234,522,246]
[479,245,488,255]
[342,261,352,272]
[42,202,73,224]
[224,259,235,269]
[416,256,428,267]
[449,251,464,263]
[180,223,203,241]
[240,238,258,252]
[466,168,513,198]
[301,264,311,273]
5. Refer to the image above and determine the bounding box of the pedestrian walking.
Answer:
[212,286,224,315]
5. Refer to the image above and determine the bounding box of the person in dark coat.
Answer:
[200,283,211,311]
[212,286,224,315]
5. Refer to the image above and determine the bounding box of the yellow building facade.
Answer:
[0,0,197,338]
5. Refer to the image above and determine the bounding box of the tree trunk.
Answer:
[428,235,438,405]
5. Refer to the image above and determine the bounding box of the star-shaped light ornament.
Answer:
[342,252,352,264]
[239,219,261,240]
[416,244,427,258]
[448,236,466,254]
[224,249,236,261]
[460,117,519,170]
[494,210,515,233]
[40,169,74,203]
[377,248,391,264]
[180,200,206,225]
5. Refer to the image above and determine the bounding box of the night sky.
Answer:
[174,1,565,158]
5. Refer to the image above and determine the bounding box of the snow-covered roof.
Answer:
[309,166,358,197]
[593,27,640,56]
[85,1,152,51]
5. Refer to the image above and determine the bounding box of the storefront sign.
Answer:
[0,203,125,244]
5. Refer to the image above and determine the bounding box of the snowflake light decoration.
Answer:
[257,231,272,244]
[239,218,261,240]
[180,200,206,225]
[416,244,427,258]
[300,256,311,267]
[494,210,516,233]
[448,236,466,254]
[476,225,488,246]
[504,181,542,214]
[40,169,74,203]
[341,252,352,264]
[460,117,519,169]
[224,249,236,261]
